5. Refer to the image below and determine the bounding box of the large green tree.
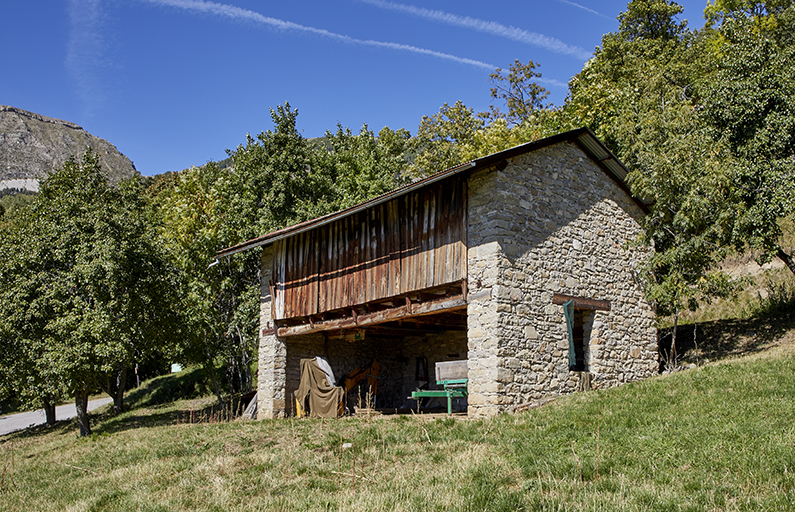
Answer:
[0,150,177,435]
[559,0,743,355]
[409,60,558,178]
[702,2,795,274]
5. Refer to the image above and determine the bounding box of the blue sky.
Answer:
[2,0,710,176]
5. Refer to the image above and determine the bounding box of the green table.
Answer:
[410,378,468,415]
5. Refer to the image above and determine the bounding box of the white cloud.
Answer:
[141,0,495,70]
[359,0,593,61]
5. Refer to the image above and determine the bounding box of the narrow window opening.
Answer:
[571,310,586,371]
[563,300,593,372]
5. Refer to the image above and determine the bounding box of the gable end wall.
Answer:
[466,141,657,417]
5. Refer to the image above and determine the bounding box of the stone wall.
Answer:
[466,141,657,418]
[257,246,287,419]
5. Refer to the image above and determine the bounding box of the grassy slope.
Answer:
[2,319,795,511]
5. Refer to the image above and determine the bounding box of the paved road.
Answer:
[0,397,113,436]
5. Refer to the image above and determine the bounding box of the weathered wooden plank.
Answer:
[273,238,286,320]
[356,213,367,306]
[276,294,468,337]
[552,293,611,311]
[273,176,468,321]
[308,230,319,316]
[426,187,436,290]
[387,198,401,297]
[319,222,330,312]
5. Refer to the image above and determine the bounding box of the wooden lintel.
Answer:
[552,293,611,311]
[262,328,276,336]
[276,295,468,337]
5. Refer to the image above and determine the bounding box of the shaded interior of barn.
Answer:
[283,309,469,415]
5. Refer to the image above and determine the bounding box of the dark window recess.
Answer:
[563,300,588,372]
[571,310,586,371]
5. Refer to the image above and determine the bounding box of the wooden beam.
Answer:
[552,293,611,311]
[276,295,467,337]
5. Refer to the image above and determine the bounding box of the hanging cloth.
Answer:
[296,358,344,418]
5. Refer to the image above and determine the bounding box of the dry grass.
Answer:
[3,321,795,511]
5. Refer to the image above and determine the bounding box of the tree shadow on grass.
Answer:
[659,313,795,370]
[94,401,230,436]
[2,399,234,441]
[1,418,76,442]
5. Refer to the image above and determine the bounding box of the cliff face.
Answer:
[0,106,138,189]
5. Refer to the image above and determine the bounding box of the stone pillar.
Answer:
[466,239,510,418]
[258,334,287,419]
[257,247,287,419]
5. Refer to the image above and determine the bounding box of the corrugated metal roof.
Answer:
[217,127,649,258]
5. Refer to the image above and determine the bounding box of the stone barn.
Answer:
[218,128,658,419]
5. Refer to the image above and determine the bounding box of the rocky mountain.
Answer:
[0,106,138,191]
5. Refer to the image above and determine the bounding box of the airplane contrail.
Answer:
[67,0,109,115]
[555,0,611,20]
[358,0,593,61]
[142,0,496,70]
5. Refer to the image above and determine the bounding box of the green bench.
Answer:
[410,360,468,415]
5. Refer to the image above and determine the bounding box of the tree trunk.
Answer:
[205,346,226,412]
[236,325,252,394]
[778,247,795,276]
[669,309,679,370]
[75,386,91,437]
[42,396,56,426]
[113,366,127,415]
[98,366,127,415]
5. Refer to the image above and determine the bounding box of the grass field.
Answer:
[2,315,794,511]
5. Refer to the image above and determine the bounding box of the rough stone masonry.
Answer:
[465,141,657,418]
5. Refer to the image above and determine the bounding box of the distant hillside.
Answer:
[0,105,138,191]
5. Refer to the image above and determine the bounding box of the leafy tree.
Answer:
[705,0,792,27]
[320,124,411,208]
[0,150,177,435]
[153,161,255,411]
[481,59,552,126]
[618,0,688,41]
[410,60,558,178]
[408,101,485,178]
[702,3,795,275]
[153,104,412,413]
[558,0,744,346]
